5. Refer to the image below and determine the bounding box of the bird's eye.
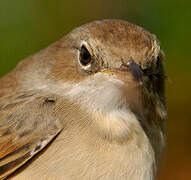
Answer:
[79,45,92,66]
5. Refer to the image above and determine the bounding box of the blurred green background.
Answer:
[0,0,190,179]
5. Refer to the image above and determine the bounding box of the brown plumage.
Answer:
[0,19,167,180]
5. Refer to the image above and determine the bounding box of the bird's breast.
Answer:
[10,109,155,180]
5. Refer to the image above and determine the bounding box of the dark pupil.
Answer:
[80,45,91,66]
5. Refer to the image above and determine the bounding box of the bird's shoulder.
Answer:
[0,89,71,179]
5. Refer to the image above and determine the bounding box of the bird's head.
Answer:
[16,19,167,159]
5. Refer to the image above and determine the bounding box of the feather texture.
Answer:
[0,93,62,179]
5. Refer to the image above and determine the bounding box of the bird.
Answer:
[0,19,167,180]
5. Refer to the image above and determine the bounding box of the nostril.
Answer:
[120,63,129,70]
[119,59,131,72]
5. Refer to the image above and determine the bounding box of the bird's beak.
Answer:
[101,60,143,84]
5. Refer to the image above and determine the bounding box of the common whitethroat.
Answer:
[0,19,167,180]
